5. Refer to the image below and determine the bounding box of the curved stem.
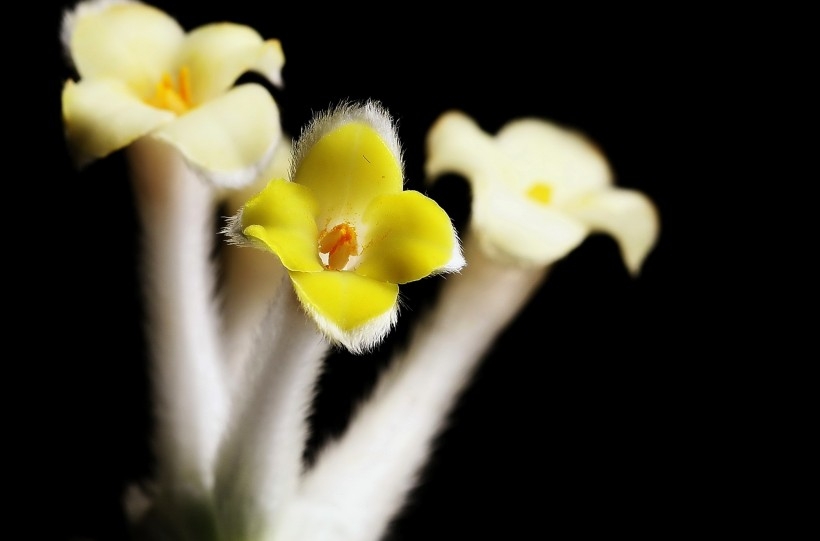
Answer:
[272,232,548,541]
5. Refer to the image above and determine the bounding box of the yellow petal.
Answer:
[566,188,660,276]
[176,23,284,104]
[62,78,175,168]
[64,0,183,98]
[356,191,462,284]
[495,119,612,204]
[472,182,589,267]
[289,270,399,353]
[240,179,324,273]
[151,83,282,188]
[292,102,403,226]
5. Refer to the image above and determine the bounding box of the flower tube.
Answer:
[271,111,659,541]
[60,2,287,535]
[214,101,464,540]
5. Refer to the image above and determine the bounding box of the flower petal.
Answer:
[472,183,589,267]
[292,101,404,226]
[239,179,324,273]
[356,191,463,284]
[566,188,660,276]
[495,119,613,204]
[425,110,508,192]
[63,0,183,98]
[62,78,175,167]
[289,270,399,353]
[225,135,294,213]
[151,83,282,188]
[177,23,284,104]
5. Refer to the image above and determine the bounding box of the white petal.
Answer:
[62,0,183,98]
[496,119,613,204]
[424,110,508,192]
[62,78,175,167]
[61,0,134,57]
[253,39,287,88]
[566,188,660,275]
[151,83,282,188]
[472,182,589,267]
[177,23,285,104]
[224,135,293,212]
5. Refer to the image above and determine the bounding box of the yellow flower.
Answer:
[425,111,659,274]
[226,102,465,352]
[61,0,285,187]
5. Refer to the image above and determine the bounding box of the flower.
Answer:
[225,101,465,352]
[61,0,285,187]
[425,110,659,274]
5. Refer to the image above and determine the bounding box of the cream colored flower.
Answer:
[61,0,285,187]
[425,111,659,274]
[226,102,465,352]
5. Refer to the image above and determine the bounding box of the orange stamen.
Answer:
[146,67,194,115]
[178,66,192,105]
[318,223,359,271]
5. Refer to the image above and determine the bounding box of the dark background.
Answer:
[33,1,715,539]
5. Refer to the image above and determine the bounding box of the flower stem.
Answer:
[218,241,287,390]
[272,231,549,541]
[218,138,293,390]
[213,282,330,541]
[126,137,228,514]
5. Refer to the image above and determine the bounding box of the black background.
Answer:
[32,1,716,539]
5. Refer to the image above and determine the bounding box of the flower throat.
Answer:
[147,66,193,114]
[319,222,359,270]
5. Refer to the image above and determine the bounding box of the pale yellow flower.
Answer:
[61,0,285,187]
[226,102,465,352]
[426,111,659,274]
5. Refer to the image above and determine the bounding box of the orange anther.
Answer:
[146,67,194,115]
[318,223,359,270]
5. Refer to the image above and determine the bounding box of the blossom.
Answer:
[226,101,465,352]
[60,0,285,187]
[425,110,659,274]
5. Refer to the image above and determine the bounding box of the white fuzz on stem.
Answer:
[271,232,548,541]
[214,283,330,541]
[218,139,293,391]
[219,243,286,389]
[126,137,229,503]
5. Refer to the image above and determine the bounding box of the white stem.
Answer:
[218,137,293,390]
[214,282,330,541]
[271,232,548,541]
[218,242,286,392]
[126,137,228,498]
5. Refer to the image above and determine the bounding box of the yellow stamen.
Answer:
[146,66,193,115]
[319,223,359,271]
[526,182,553,205]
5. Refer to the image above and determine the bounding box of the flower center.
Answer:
[146,66,193,115]
[526,182,553,205]
[318,222,359,271]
